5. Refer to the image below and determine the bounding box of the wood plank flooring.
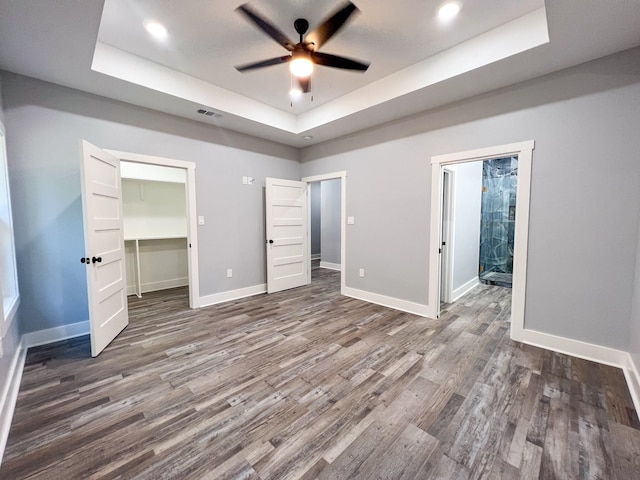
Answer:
[2,266,639,479]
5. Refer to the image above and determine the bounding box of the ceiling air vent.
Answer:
[197,108,222,119]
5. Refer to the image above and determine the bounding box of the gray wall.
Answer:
[310,182,321,257]
[448,162,482,294]
[320,179,341,265]
[301,48,640,350]
[1,72,300,334]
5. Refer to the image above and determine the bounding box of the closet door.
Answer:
[80,140,129,356]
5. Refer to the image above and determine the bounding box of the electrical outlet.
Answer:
[242,176,248,185]
[359,268,365,277]
[226,268,233,278]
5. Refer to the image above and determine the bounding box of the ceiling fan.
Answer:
[234,1,370,94]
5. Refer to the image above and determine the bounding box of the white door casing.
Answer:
[428,140,534,341]
[105,150,200,308]
[266,178,308,293]
[80,140,129,356]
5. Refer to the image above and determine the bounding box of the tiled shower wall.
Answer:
[479,157,518,282]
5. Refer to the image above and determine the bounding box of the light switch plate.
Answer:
[198,216,205,225]
[347,216,355,225]
[226,268,233,278]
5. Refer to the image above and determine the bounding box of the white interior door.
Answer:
[266,178,308,293]
[440,169,454,305]
[80,140,129,356]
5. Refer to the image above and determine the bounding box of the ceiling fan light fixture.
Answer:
[438,2,461,22]
[290,53,314,78]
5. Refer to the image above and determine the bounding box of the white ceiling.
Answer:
[1,1,640,147]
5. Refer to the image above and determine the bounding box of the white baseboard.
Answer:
[343,287,430,317]
[624,353,640,418]
[0,339,26,465]
[127,277,188,296]
[320,261,341,271]
[22,321,90,349]
[514,328,628,368]
[197,284,267,308]
[311,253,321,260]
[451,277,479,302]
[515,328,640,414]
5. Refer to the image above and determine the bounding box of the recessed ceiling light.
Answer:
[438,2,461,22]
[303,135,313,140]
[289,87,303,98]
[144,21,168,40]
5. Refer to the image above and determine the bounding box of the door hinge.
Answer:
[439,248,442,254]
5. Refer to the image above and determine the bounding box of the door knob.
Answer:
[268,239,274,244]
[92,256,102,264]
[80,257,90,264]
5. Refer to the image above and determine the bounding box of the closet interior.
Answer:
[120,161,189,298]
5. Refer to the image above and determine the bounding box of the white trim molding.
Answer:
[0,339,26,465]
[515,328,640,414]
[22,321,90,349]
[344,287,430,318]
[197,284,266,308]
[452,277,480,303]
[319,261,341,271]
[428,140,535,339]
[624,354,640,417]
[127,277,188,296]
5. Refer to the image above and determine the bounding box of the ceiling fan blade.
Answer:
[235,55,291,72]
[237,4,295,51]
[311,52,369,71]
[297,77,311,93]
[306,2,358,50]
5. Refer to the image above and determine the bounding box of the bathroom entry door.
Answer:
[265,178,309,293]
[80,140,129,356]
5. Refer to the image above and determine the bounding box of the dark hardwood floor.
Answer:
[2,266,639,479]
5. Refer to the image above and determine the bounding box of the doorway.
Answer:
[309,178,342,283]
[302,172,347,295]
[428,141,534,342]
[81,143,201,356]
[106,150,200,309]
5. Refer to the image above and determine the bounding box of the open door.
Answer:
[265,178,308,293]
[80,141,129,356]
[440,168,454,305]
